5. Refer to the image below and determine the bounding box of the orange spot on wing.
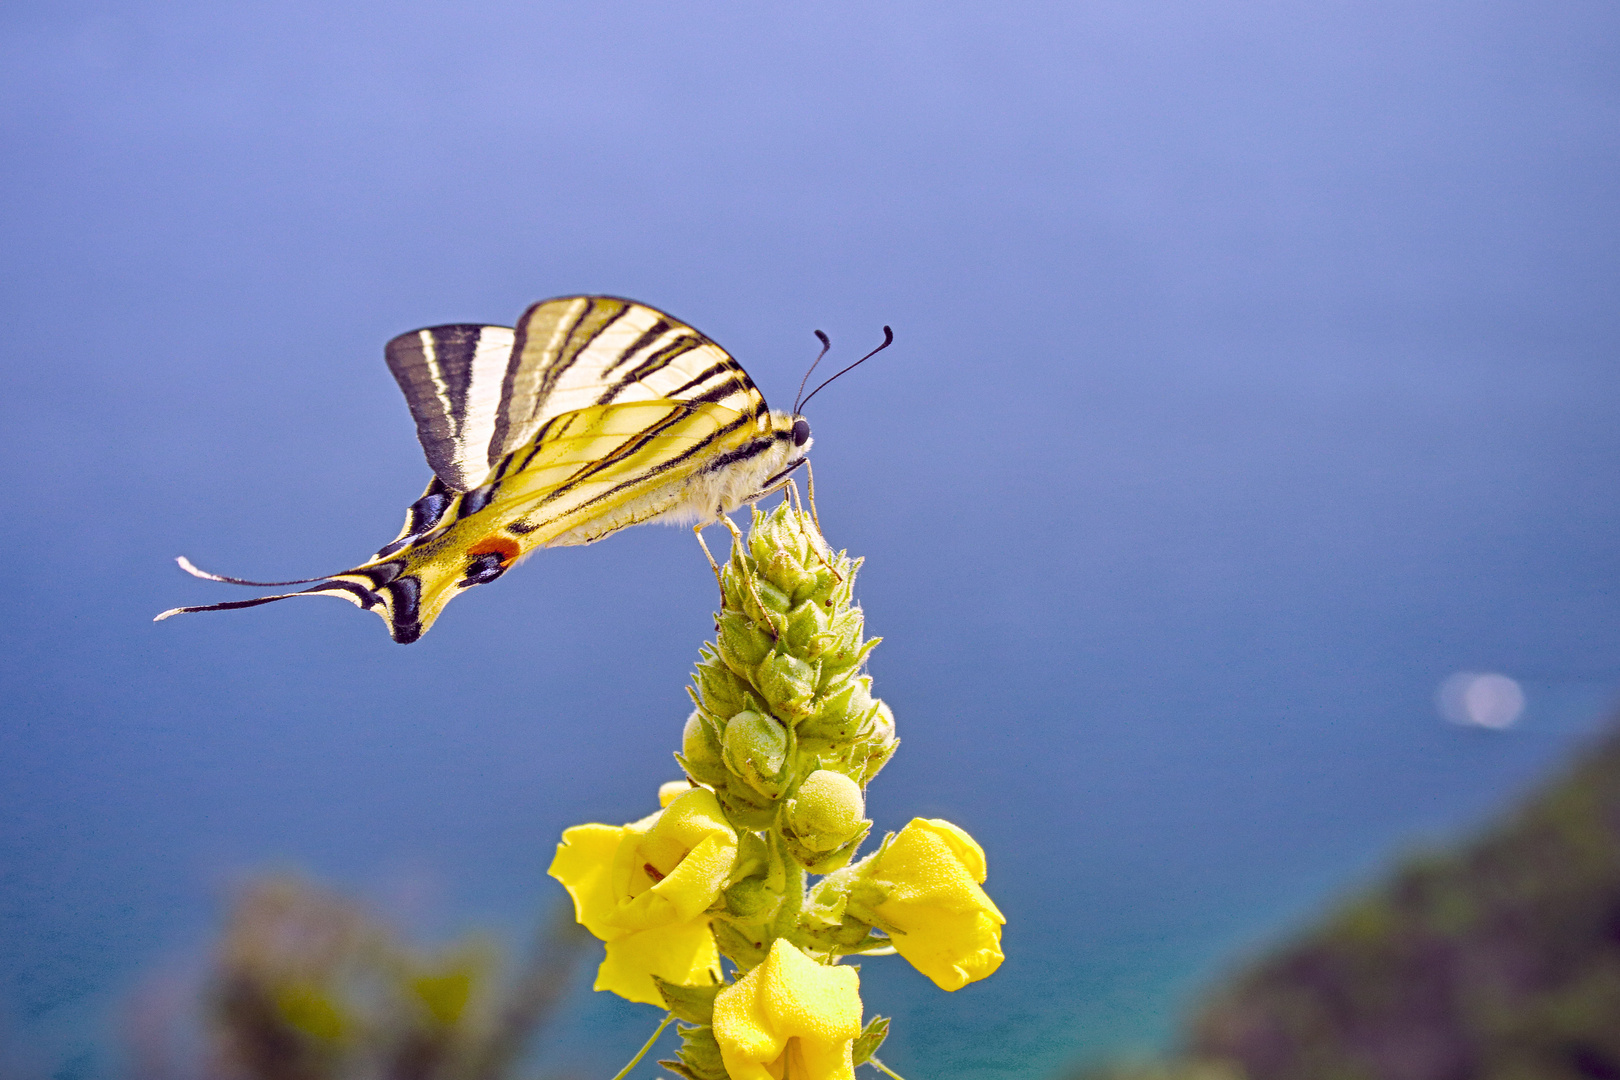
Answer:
[467,537,521,565]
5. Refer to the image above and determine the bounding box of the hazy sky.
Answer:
[3,2,1619,1077]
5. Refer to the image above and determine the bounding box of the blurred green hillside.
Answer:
[1074,719,1620,1080]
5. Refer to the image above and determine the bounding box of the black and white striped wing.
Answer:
[384,323,517,492]
[385,297,765,493]
[489,296,766,460]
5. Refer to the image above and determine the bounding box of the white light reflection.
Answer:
[1436,671,1525,730]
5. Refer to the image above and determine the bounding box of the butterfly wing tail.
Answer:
[173,555,338,587]
[154,575,421,642]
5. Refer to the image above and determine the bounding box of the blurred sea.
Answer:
[3,565,1616,1080]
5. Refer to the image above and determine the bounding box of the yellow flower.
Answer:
[548,788,738,1005]
[712,938,863,1080]
[868,818,1005,991]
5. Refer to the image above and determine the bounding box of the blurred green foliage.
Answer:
[1069,721,1620,1080]
[132,876,583,1080]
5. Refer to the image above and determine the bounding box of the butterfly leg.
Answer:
[692,523,725,592]
[805,459,824,534]
[781,472,844,585]
[716,513,783,638]
[784,476,806,518]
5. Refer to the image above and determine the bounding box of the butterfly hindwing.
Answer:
[384,323,517,492]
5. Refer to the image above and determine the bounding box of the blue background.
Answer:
[3,2,1619,1077]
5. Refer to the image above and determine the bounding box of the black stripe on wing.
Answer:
[490,297,768,470]
[384,323,516,492]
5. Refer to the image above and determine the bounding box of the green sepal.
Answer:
[716,612,774,676]
[783,821,872,874]
[721,710,789,794]
[678,709,730,788]
[789,562,840,606]
[715,784,781,831]
[731,829,771,879]
[758,650,819,716]
[783,598,831,655]
[722,875,775,919]
[818,637,881,689]
[858,735,900,786]
[753,578,792,615]
[692,648,750,718]
[851,1016,891,1066]
[710,917,768,969]
[659,1021,729,1080]
[652,976,720,1025]
[675,752,724,790]
[799,677,875,741]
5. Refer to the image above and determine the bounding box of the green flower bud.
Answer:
[749,510,807,579]
[678,710,728,787]
[753,578,791,616]
[802,869,885,951]
[716,612,773,677]
[826,607,865,654]
[789,563,837,607]
[783,598,831,655]
[783,770,872,873]
[722,875,775,920]
[758,650,818,716]
[818,637,880,693]
[787,771,867,852]
[721,710,788,796]
[799,676,875,742]
[858,702,899,786]
[692,649,749,721]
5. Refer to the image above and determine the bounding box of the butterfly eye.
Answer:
[792,418,811,447]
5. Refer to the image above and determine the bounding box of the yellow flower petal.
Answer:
[609,788,738,930]
[870,818,1006,991]
[713,939,863,1080]
[884,904,1004,991]
[547,823,625,940]
[549,790,738,1004]
[659,779,695,806]
[595,919,721,1007]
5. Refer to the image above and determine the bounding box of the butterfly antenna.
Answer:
[174,555,337,588]
[792,330,833,415]
[796,326,893,413]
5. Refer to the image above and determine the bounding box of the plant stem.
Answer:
[607,1012,674,1080]
[867,1055,909,1080]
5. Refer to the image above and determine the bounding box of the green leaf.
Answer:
[658,1021,730,1080]
[852,1015,891,1066]
[710,917,768,969]
[652,977,721,1025]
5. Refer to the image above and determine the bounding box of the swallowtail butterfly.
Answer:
[157,296,882,643]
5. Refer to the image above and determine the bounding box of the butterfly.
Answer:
[157,295,889,643]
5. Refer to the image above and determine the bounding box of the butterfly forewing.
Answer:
[489,400,747,544]
[492,297,763,458]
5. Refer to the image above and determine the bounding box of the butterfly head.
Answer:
[733,410,812,504]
